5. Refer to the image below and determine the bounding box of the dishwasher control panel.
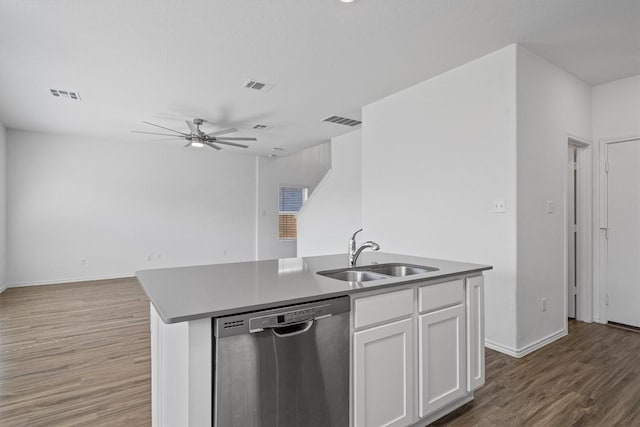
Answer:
[249,304,331,332]
[215,296,351,338]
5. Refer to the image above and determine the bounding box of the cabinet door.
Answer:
[418,305,466,418]
[466,276,485,391]
[354,318,413,427]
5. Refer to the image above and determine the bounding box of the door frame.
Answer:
[566,135,593,323]
[597,135,640,324]
[567,144,577,319]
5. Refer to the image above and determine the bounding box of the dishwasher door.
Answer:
[214,296,350,427]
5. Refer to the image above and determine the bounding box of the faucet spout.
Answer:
[348,228,380,267]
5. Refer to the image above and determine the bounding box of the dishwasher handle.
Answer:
[272,320,314,337]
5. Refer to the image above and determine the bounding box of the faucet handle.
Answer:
[350,228,363,241]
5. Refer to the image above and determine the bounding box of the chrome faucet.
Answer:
[349,228,380,267]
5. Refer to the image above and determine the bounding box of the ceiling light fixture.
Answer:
[340,0,355,3]
[191,140,204,148]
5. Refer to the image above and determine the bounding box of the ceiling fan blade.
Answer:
[214,140,249,149]
[204,141,222,150]
[186,120,198,134]
[184,142,192,148]
[142,121,188,136]
[214,137,257,141]
[207,127,237,137]
[131,130,184,137]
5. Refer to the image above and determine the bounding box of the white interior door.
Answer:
[606,139,640,328]
[567,145,577,319]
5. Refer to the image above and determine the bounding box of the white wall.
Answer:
[7,130,257,285]
[592,74,640,322]
[297,130,362,257]
[361,46,519,351]
[0,122,6,292]
[516,47,592,349]
[257,143,330,260]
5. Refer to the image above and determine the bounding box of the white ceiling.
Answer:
[0,0,638,156]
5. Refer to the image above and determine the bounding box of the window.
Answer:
[278,186,308,240]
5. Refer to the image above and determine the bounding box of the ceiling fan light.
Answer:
[191,140,204,148]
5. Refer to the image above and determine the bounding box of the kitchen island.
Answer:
[137,252,492,427]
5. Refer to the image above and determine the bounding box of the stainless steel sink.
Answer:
[317,263,438,282]
[367,264,438,277]
[319,270,390,282]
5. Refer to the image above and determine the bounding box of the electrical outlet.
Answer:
[541,297,547,312]
[147,254,152,261]
[223,249,228,256]
[81,258,87,266]
[492,200,506,213]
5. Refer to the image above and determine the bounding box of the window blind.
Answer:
[278,186,307,240]
[279,187,306,212]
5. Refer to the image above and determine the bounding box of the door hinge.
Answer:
[605,161,609,173]
[605,294,609,306]
[572,162,577,171]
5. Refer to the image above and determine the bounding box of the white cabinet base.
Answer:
[418,304,467,417]
[353,317,414,427]
[466,276,485,391]
[408,394,474,427]
[150,305,212,427]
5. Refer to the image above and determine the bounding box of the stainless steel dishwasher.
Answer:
[213,296,350,427]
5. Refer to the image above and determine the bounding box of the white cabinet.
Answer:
[354,317,414,427]
[352,275,486,427]
[466,276,485,391]
[150,306,212,427]
[354,288,414,329]
[418,304,466,417]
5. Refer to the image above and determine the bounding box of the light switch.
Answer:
[492,200,506,213]
[546,200,555,214]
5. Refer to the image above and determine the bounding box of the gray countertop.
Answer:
[136,252,492,324]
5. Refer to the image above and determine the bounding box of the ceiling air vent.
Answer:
[243,79,276,92]
[252,124,269,130]
[50,89,81,100]
[323,115,361,127]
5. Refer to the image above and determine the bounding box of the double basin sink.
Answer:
[318,263,439,282]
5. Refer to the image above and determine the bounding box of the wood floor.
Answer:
[0,279,151,426]
[1,279,640,426]
[435,321,640,427]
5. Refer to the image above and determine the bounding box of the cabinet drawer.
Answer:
[354,288,414,329]
[419,279,463,313]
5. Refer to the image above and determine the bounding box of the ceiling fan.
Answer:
[131,118,257,150]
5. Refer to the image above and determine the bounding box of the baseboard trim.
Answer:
[485,328,567,359]
[485,339,521,357]
[8,274,135,288]
[0,282,8,294]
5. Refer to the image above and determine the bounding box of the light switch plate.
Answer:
[492,200,506,213]
[546,200,555,214]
